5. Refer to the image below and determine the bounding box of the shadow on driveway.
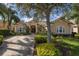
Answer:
[0,36,34,56]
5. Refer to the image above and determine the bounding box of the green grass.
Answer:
[63,38,79,46]
[35,34,79,55]
[61,37,79,56]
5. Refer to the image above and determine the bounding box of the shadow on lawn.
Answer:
[0,38,34,56]
[54,41,79,56]
[70,45,79,56]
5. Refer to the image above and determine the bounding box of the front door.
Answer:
[31,25,36,33]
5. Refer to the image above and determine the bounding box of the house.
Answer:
[11,21,27,33]
[0,20,8,30]
[51,17,78,36]
[0,17,78,35]
[0,20,27,33]
[26,20,47,33]
[25,17,78,35]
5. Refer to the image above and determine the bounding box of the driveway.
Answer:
[0,34,35,56]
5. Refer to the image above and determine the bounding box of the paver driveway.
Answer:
[0,34,35,56]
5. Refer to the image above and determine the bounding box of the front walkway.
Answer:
[0,34,35,56]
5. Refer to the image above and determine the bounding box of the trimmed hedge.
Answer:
[35,35,47,44]
[10,30,16,36]
[0,35,3,46]
[0,30,10,36]
[75,33,79,39]
[15,32,31,35]
[0,30,16,36]
[36,32,47,35]
[36,43,60,56]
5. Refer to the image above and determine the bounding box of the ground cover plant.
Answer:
[53,36,79,56]
[36,43,60,56]
[34,34,79,56]
[0,35,3,46]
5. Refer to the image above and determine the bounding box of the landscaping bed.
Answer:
[34,34,60,56]
[53,36,79,56]
[36,43,60,56]
[0,35,3,46]
[34,34,79,56]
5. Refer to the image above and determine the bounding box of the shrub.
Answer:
[36,32,47,35]
[22,32,31,35]
[9,31,16,36]
[0,30,16,36]
[36,43,60,56]
[75,33,79,39]
[35,35,47,44]
[0,30,10,37]
[0,35,3,46]
[15,32,31,35]
[52,36,63,43]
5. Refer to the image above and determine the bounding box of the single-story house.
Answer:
[11,21,27,33]
[25,17,78,35]
[0,17,78,35]
[51,17,78,35]
[26,20,47,33]
[0,20,8,30]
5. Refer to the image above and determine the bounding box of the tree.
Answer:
[68,4,79,24]
[63,4,79,33]
[16,3,70,43]
[7,8,20,30]
[0,3,20,30]
[0,4,9,27]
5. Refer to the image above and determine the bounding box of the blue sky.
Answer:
[6,3,64,22]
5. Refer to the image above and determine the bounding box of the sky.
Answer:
[6,3,64,22]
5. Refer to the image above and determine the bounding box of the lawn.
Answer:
[62,38,79,56]
[34,34,79,56]
[54,37,79,56]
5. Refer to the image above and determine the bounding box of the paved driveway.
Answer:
[0,34,35,56]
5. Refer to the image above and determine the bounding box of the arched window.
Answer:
[56,26,64,33]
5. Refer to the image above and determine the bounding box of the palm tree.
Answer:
[0,11,5,22]
[16,3,69,43]
[0,4,9,27]
[0,3,20,30]
[7,8,20,30]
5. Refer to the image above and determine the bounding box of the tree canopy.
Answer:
[16,3,71,43]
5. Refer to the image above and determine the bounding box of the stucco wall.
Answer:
[0,22,8,29]
[13,23,26,33]
[51,19,73,35]
[72,25,78,33]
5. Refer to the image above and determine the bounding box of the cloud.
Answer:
[21,17,33,22]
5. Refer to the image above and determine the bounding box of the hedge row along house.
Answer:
[0,16,78,35]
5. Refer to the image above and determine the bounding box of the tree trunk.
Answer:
[46,14,52,43]
[7,14,11,30]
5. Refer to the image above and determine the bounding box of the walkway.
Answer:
[0,34,35,56]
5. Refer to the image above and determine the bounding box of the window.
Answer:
[56,26,64,33]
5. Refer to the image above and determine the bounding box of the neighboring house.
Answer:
[51,17,78,35]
